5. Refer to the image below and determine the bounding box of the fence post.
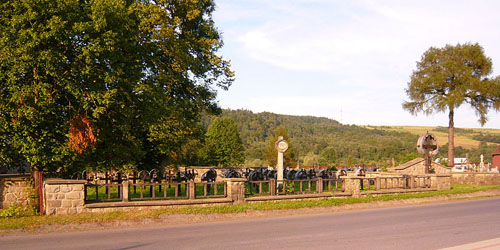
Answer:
[269,179,276,196]
[122,180,129,202]
[343,177,361,198]
[317,178,323,193]
[375,177,380,191]
[188,181,196,200]
[224,178,246,204]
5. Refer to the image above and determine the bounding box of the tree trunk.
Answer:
[448,109,455,168]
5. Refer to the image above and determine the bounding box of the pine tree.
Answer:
[403,43,500,167]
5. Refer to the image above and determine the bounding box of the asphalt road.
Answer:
[1,197,500,250]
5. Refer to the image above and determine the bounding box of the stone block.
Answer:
[56,208,68,215]
[72,200,84,207]
[47,199,62,208]
[72,185,84,192]
[61,200,72,208]
[46,185,60,193]
[4,193,16,202]
[60,184,71,193]
[46,207,56,215]
[67,208,77,214]
[66,191,81,200]
[56,193,66,199]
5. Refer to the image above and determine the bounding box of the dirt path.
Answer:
[5,189,500,235]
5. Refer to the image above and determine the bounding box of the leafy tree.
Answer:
[319,146,337,166]
[0,0,234,174]
[200,118,244,166]
[403,43,500,167]
[264,126,297,167]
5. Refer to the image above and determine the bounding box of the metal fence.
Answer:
[84,183,123,202]
[129,181,189,201]
[195,181,227,199]
[246,180,272,196]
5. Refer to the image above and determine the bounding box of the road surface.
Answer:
[1,197,500,249]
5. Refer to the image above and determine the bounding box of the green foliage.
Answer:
[203,109,420,167]
[200,117,245,166]
[0,203,21,218]
[0,202,38,218]
[0,0,234,173]
[472,133,500,144]
[403,43,499,124]
[403,43,500,166]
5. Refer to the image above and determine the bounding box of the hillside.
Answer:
[367,126,500,149]
[203,109,499,167]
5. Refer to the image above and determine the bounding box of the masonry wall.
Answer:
[394,162,451,175]
[44,179,86,215]
[451,173,500,185]
[0,174,31,209]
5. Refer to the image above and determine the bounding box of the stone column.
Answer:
[122,181,129,202]
[343,177,361,198]
[275,136,288,191]
[269,179,276,196]
[224,178,246,204]
[44,179,86,215]
[277,151,284,182]
[317,178,323,193]
[188,181,196,200]
[375,177,381,191]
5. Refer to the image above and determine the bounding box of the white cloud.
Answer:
[214,0,500,128]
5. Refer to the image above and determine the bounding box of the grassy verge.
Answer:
[1,185,499,232]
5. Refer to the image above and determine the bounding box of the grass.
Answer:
[1,185,498,232]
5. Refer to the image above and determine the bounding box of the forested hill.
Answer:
[202,109,420,167]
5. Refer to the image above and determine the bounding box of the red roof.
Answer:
[493,145,500,156]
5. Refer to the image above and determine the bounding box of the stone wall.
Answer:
[44,179,86,215]
[451,173,500,186]
[0,174,31,209]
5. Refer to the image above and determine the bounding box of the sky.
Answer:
[211,0,500,129]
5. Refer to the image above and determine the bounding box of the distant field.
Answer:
[365,126,500,149]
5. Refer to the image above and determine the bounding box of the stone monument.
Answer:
[275,136,288,184]
[416,132,438,174]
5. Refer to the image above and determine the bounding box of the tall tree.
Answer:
[201,117,244,166]
[0,0,234,174]
[264,126,297,167]
[403,43,500,167]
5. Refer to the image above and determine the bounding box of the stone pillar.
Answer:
[188,181,196,200]
[44,179,86,215]
[269,179,276,196]
[275,136,288,189]
[122,181,129,202]
[317,178,323,193]
[375,177,381,191]
[343,177,361,198]
[0,174,31,209]
[430,175,438,189]
[432,174,451,190]
[277,151,284,182]
[224,178,246,204]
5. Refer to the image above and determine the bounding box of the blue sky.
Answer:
[212,0,500,129]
